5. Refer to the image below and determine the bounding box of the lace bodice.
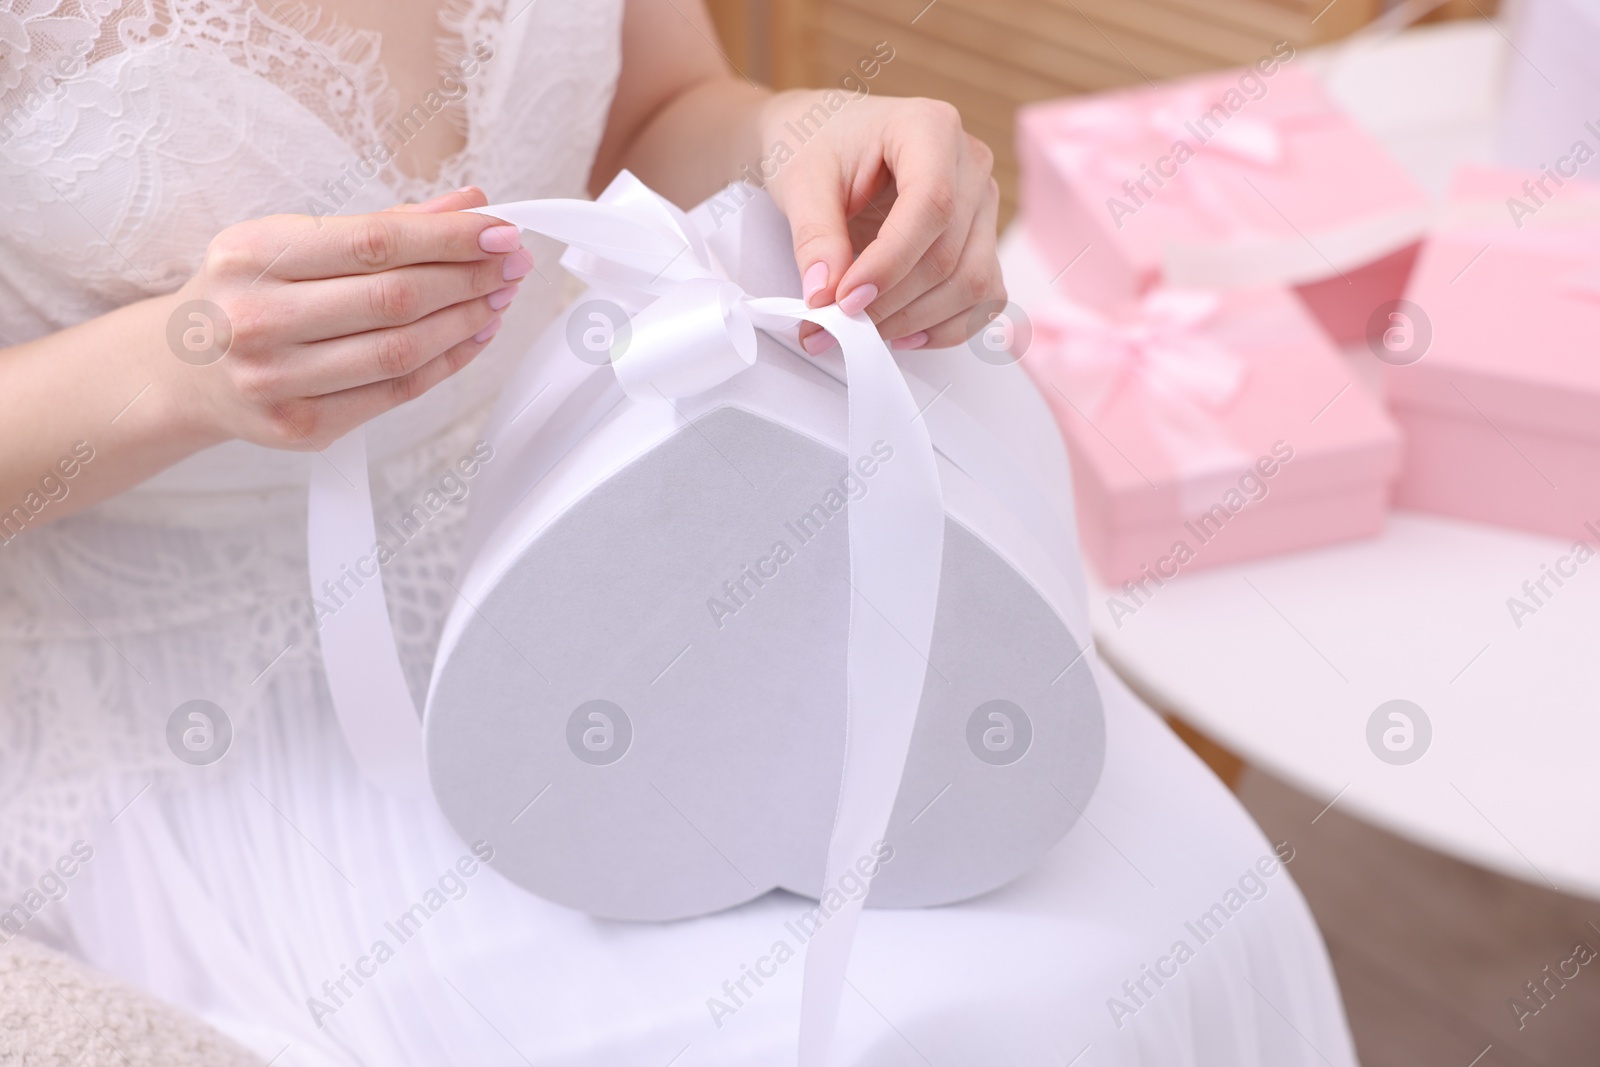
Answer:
[1,0,624,486]
[0,0,625,925]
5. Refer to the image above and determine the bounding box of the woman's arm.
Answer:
[0,190,529,528]
[592,0,1005,354]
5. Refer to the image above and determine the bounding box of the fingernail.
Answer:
[802,262,829,306]
[488,284,519,311]
[891,331,930,351]
[479,225,522,254]
[473,316,504,344]
[838,283,878,318]
[801,330,837,356]
[503,248,534,281]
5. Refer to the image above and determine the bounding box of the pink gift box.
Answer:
[1387,167,1600,540]
[1017,63,1430,345]
[1020,280,1401,590]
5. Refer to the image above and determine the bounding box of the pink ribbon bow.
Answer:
[1036,290,1253,499]
[1046,85,1323,236]
[1037,289,1244,413]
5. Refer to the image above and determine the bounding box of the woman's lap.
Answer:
[63,659,1356,1067]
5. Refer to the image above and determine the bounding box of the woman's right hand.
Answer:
[169,186,532,451]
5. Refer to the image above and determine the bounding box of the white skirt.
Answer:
[61,650,1355,1067]
[56,345,1359,1067]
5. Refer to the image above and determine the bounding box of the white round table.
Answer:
[1009,20,1600,901]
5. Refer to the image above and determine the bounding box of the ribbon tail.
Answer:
[307,430,429,796]
[792,304,945,1067]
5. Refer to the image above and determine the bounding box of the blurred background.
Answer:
[699,2,1600,1066]
[704,0,1496,222]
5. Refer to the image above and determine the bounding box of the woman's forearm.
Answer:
[0,292,223,533]
[598,76,771,208]
[588,0,779,208]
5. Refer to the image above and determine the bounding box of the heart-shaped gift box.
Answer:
[307,174,1106,1060]
[424,285,1106,920]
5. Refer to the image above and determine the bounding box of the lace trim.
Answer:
[0,0,505,203]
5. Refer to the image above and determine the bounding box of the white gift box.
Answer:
[424,184,1106,920]
[306,175,1107,1063]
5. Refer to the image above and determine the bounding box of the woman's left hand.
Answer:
[758,89,1005,354]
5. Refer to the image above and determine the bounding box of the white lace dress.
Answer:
[0,3,1362,1065]
[0,0,620,901]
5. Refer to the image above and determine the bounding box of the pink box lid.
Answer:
[1017,63,1430,289]
[1021,283,1401,529]
[1387,166,1600,442]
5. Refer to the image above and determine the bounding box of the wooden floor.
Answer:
[1234,766,1600,1067]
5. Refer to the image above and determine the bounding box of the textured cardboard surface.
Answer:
[427,405,1104,920]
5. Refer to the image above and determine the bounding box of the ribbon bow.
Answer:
[1035,289,1252,501]
[1049,81,1337,247]
[1055,89,1283,169]
[1037,289,1245,414]
[1046,86,1320,238]
[308,172,945,1067]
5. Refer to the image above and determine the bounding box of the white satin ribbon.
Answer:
[308,171,945,1066]
[307,431,431,797]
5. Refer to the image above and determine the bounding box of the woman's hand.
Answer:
[758,90,1005,354]
[594,2,1001,353]
[170,187,532,450]
[0,187,533,526]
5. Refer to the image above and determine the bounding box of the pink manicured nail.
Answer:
[802,262,830,305]
[502,248,534,281]
[488,284,519,311]
[473,316,504,344]
[891,331,930,351]
[837,283,878,318]
[478,224,522,254]
[801,330,838,356]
